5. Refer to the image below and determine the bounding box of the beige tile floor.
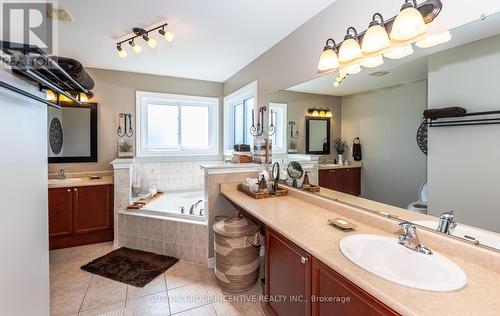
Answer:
[50,242,265,316]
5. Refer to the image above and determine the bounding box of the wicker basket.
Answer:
[213,209,261,293]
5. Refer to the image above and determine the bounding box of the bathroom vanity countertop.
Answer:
[318,161,363,170]
[48,175,113,189]
[221,183,500,316]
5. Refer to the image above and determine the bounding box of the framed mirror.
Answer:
[48,102,98,163]
[306,117,330,155]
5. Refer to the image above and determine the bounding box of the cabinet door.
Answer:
[266,229,312,316]
[345,168,361,196]
[48,188,73,237]
[312,258,399,316]
[330,169,347,193]
[319,170,331,188]
[73,185,111,234]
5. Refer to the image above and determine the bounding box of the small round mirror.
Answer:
[287,161,303,180]
[272,162,280,181]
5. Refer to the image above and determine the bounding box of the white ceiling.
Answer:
[287,9,500,96]
[55,0,335,82]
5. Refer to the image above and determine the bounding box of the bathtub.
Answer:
[138,190,205,222]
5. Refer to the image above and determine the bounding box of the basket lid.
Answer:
[213,209,260,237]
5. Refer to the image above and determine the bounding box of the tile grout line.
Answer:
[78,274,93,313]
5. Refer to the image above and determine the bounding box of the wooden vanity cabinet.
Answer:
[264,227,398,316]
[311,258,399,316]
[265,228,312,316]
[319,168,361,196]
[48,184,113,249]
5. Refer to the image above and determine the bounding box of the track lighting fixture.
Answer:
[159,27,175,42]
[129,40,142,54]
[116,44,127,58]
[318,0,445,87]
[115,22,174,57]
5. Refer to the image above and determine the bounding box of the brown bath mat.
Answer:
[81,247,178,287]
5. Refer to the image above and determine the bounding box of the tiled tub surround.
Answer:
[118,213,209,265]
[111,159,210,265]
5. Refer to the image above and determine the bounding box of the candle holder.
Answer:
[250,106,276,136]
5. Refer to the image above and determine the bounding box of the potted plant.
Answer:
[334,138,346,164]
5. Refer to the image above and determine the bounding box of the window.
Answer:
[223,81,257,154]
[269,103,287,154]
[136,91,219,157]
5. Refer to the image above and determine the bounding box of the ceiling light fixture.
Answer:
[116,44,127,58]
[318,39,340,71]
[159,26,175,42]
[390,0,427,41]
[319,0,445,87]
[129,40,143,54]
[339,27,363,63]
[115,22,173,58]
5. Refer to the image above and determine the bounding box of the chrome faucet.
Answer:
[189,200,203,215]
[398,222,433,255]
[58,169,66,180]
[437,211,457,234]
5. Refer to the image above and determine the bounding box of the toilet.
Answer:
[407,180,428,214]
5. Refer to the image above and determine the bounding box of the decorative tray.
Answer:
[127,192,163,209]
[303,184,321,193]
[237,183,288,199]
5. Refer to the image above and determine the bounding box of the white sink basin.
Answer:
[48,178,83,184]
[340,234,467,292]
[414,220,500,250]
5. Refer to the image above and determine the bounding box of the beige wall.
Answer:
[428,34,500,233]
[48,68,224,173]
[341,80,428,208]
[269,90,341,156]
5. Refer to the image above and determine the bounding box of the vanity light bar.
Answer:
[318,0,446,86]
[116,23,174,58]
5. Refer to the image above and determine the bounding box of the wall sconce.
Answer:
[307,107,333,117]
[250,106,276,136]
[46,90,93,105]
[288,121,300,138]
[116,22,174,57]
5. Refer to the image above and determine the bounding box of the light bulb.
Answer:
[362,13,390,53]
[319,110,326,117]
[344,64,361,75]
[416,30,451,48]
[146,37,157,48]
[361,55,384,68]
[326,110,333,117]
[390,2,427,41]
[46,90,56,101]
[79,93,89,103]
[117,45,127,58]
[130,42,142,54]
[312,110,319,117]
[339,27,363,63]
[383,44,414,59]
[318,46,340,71]
[163,31,174,42]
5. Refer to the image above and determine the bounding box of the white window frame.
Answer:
[136,91,219,158]
[269,102,287,154]
[223,81,257,155]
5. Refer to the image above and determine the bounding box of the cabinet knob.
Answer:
[66,189,71,192]
[74,188,78,192]
[300,256,309,264]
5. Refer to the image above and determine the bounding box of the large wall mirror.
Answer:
[48,102,97,163]
[270,12,500,252]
